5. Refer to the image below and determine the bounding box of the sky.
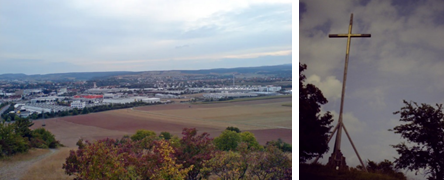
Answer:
[0,0,291,75]
[299,0,443,179]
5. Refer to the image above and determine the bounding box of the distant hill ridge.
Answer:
[0,64,291,81]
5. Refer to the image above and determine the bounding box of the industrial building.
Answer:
[103,93,121,99]
[86,88,129,94]
[71,101,86,109]
[73,95,104,99]
[103,98,135,104]
[133,96,161,103]
[58,88,68,95]
[30,96,63,103]
[23,89,42,95]
[22,106,52,113]
[103,97,160,104]
[155,94,178,99]
[258,86,282,92]
[203,92,258,100]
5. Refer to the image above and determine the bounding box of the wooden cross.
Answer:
[312,13,370,172]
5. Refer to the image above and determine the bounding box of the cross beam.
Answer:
[316,13,370,172]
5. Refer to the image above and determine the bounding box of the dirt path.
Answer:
[0,149,58,180]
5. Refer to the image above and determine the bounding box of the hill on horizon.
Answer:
[0,64,292,81]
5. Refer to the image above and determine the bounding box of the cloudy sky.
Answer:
[299,0,443,179]
[0,0,291,74]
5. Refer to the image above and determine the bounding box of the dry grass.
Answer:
[149,100,292,130]
[0,149,50,168]
[282,103,292,107]
[21,147,74,180]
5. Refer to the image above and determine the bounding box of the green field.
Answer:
[193,94,292,104]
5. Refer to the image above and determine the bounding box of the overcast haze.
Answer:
[299,0,443,179]
[0,0,291,74]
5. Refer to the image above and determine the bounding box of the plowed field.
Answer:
[31,96,292,147]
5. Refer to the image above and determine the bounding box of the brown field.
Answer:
[31,96,292,148]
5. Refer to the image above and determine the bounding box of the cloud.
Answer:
[175,44,190,49]
[0,1,291,74]
[68,0,291,24]
[328,111,367,135]
[73,49,291,65]
[306,74,342,102]
[351,87,387,110]
[224,50,291,59]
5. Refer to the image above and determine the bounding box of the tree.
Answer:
[81,107,89,114]
[72,108,79,115]
[173,128,216,180]
[13,117,34,140]
[131,129,157,141]
[226,126,241,133]
[214,130,241,151]
[159,131,172,140]
[390,100,443,180]
[0,121,29,157]
[299,63,333,162]
[239,131,262,151]
[31,128,58,148]
[266,138,292,153]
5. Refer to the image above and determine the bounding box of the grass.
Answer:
[193,95,292,104]
[282,103,292,107]
[0,148,50,168]
[21,147,73,180]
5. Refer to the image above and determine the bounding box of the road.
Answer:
[0,104,11,120]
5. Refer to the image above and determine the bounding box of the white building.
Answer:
[71,101,86,109]
[134,96,161,103]
[30,96,62,103]
[258,86,282,92]
[24,89,42,95]
[23,106,52,113]
[58,88,68,95]
[104,93,121,99]
[103,98,135,104]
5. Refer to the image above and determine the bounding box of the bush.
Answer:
[0,121,30,157]
[31,128,58,148]
[131,129,157,141]
[266,138,292,152]
[226,126,241,133]
[214,130,241,151]
[205,143,292,179]
[240,131,263,151]
[159,131,172,140]
[63,138,193,180]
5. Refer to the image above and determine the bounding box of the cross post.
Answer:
[314,13,370,172]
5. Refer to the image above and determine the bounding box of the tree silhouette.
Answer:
[299,63,333,163]
[390,100,443,180]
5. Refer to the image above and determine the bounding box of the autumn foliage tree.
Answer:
[62,128,291,179]
[204,143,292,179]
[63,138,193,180]
[299,63,333,162]
[173,128,217,180]
[390,100,443,180]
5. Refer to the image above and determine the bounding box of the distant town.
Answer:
[0,64,292,121]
